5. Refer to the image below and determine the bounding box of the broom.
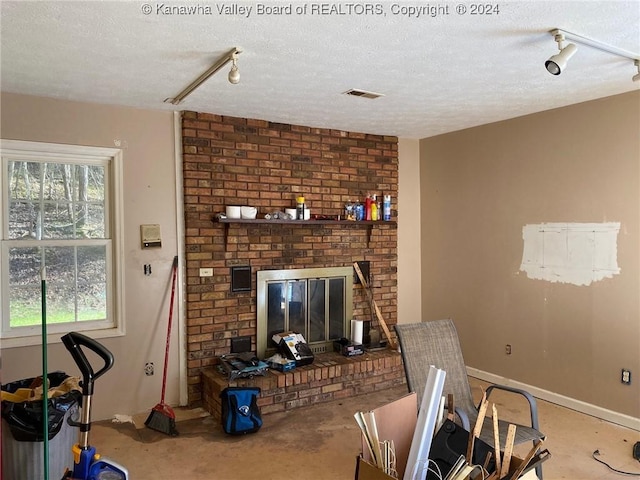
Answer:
[145,256,179,436]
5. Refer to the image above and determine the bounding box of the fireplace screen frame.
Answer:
[256,267,353,358]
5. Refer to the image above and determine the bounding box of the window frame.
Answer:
[0,139,125,348]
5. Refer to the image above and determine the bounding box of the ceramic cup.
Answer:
[240,206,258,219]
[226,205,241,219]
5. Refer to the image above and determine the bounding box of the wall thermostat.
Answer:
[140,224,162,249]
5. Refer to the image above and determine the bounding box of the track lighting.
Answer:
[546,29,640,82]
[164,47,242,105]
[228,53,240,84]
[545,33,577,75]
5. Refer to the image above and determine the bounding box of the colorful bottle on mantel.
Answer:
[371,194,379,221]
[383,195,391,221]
[365,195,372,221]
[296,196,305,220]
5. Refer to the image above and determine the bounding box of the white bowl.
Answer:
[226,206,241,219]
[240,206,257,219]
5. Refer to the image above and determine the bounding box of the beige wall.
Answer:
[0,93,180,420]
[397,138,422,324]
[420,91,640,418]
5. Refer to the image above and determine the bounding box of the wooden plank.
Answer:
[492,404,502,476]
[466,393,488,462]
[508,440,545,480]
[500,424,517,479]
[353,262,396,349]
[447,393,455,421]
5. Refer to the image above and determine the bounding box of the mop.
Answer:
[144,256,179,436]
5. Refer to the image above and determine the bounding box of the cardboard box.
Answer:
[354,392,547,480]
[355,456,395,480]
[272,332,314,366]
[334,339,365,357]
[355,392,417,480]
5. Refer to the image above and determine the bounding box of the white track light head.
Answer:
[546,34,578,75]
[228,54,240,84]
[633,60,640,82]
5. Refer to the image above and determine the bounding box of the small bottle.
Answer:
[355,202,364,221]
[365,195,372,221]
[371,195,378,221]
[296,195,305,220]
[383,195,391,221]
[345,200,354,221]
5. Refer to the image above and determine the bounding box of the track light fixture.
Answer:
[165,47,242,105]
[545,33,577,75]
[228,52,240,84]
[546,29,640,82]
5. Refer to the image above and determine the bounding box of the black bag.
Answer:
[1,371,81,442]
[220,387,262,435]
[427,419,495,479]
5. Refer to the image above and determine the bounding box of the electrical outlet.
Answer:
[505,344,512,355]
[145,362,154,376]
[621,369,631,385]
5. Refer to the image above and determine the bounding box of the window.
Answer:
[1,140,124,347]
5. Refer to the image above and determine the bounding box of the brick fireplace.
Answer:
[182,111,399,408]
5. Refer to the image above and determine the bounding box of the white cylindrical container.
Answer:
[351,319,364,344]
[226,205,241,219]
[240,206,257,219]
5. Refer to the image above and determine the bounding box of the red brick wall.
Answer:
[182,112,399,405]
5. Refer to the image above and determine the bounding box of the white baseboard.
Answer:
[466,367,640,432]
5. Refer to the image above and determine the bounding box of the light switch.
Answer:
[199,268,213,277]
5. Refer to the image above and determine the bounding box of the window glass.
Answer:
[1,141,121,343]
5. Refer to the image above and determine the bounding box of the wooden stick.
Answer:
[467,393,488,462]
[492,404,502,477]
[353,262,396,349]
[500,424,517,479]
[447,393,455,421]
[482,451,494,471]
[508,439,545,480]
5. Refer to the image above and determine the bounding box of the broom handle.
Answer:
[41,267,49,480]
[160,256,178,404]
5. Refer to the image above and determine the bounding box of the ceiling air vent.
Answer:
[343,89,385,99]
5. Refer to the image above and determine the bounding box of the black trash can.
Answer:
[1,371,81,480]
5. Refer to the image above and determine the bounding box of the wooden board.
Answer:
[353,262,397,349]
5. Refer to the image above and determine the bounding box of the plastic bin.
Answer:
[1,371,81,480]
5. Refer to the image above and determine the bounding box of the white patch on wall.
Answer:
[520,222,621,286]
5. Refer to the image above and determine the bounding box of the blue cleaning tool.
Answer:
[60,332,129,480]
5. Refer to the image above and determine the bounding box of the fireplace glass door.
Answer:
[258,267,353,357]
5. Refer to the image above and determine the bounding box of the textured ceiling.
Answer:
[1,1,639,138]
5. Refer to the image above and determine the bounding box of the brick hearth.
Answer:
[202,349,405,421]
